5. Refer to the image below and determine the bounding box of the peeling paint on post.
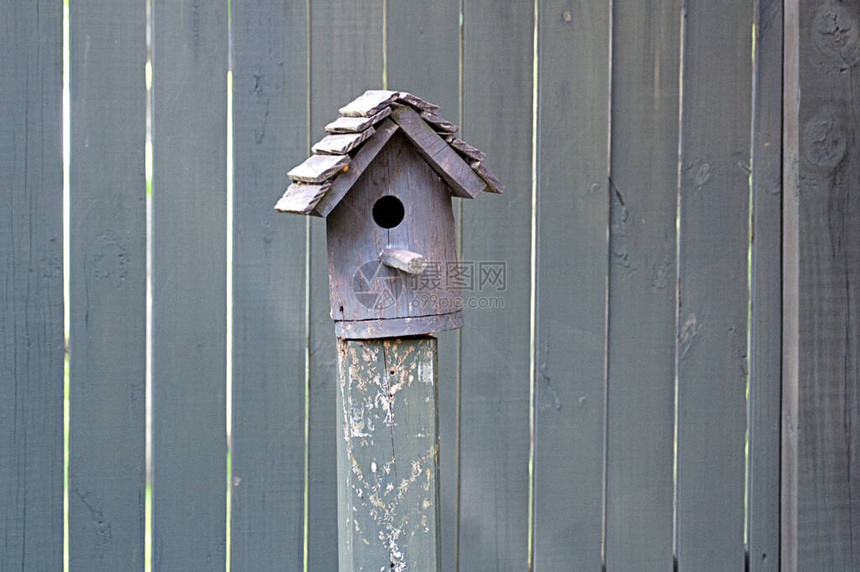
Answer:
[336,337,440,572]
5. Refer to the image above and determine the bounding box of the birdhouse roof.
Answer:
[275,90,504,217]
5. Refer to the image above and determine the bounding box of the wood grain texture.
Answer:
[675,0,752,568]
[460,1,533,569]
[783,0,860,568]
[533,0,610,569]
[396,87,451,124]
[326,132,460,327]
[420,110,459,134]
[381,247,427,275]
[230,0,307,569]
[335,313,463,340]
[470,161,505,194]
[151,0,228,569]
[68,1,146,570]
[450,139,486,163]
[0,2,64,570]
[396,93,441,113]
[389,106,448,157]
[748,0,783,570]
[313,119,398,217]
[336,338,440,571]
[782,2,800,567]
[312,129,375,155]
[338,89,399,117]
[385,8,461,566]
[308,1,384,568]
[288,153,350,183]
[325,108,391,134]
[276,183,332,215]
[604,1,679,569]
[390,105,486,199]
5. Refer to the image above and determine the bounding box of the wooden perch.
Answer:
[381,247,427,275]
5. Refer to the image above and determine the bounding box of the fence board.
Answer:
[532,1,610,570]
[747,0,783,569]
[308,2,384,570]
[386,4,460,570]
[0,2,64,570]
[675,0,752,568]
[230,1,308,570]
[783,0,860,568]
[151,1,228,569]
[459,1,532,569]
[605,0,679,569]
[782,5,800,567]
[68,1,146,570]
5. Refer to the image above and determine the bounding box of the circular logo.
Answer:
[352,260,404,310]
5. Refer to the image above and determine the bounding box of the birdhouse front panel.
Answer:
[327,131,461,338]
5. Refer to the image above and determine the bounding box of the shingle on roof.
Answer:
[311,128,375,155]
[325,107,391,133]
[274,182,331,215]
[337,90,400,117]
[286,153,350,184]
[275,90,504,216]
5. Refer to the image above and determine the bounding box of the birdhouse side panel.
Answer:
[326,133,461,327]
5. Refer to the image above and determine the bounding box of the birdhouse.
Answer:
[275,90,503,339]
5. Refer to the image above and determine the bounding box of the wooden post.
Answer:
[336,337,440,572]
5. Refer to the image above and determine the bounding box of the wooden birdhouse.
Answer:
[275,90,503,339]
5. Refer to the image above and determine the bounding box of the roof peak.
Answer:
[275,90,504,217]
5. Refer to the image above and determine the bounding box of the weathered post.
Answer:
[276,90,503,571]
[335,337,439,571]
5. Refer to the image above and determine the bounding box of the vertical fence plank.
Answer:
[68,1,146,570]
[605,1,679,569]
[782,3,800,567]
[533,0,610,570]
[783,0,860,568]
[747,0,782,569]
[386,4,460,570]
[231,1,307,570]
[308,2,384,569]
[675,0,752,568]
[459,1,532,569]
[0,2,64,570]
[387,1,459,116]
[151,1,228,569]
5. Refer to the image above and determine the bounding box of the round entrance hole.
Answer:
[372,195,405,229]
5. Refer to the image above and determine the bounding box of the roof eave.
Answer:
[388,105,488,199]
[312,119,401,217]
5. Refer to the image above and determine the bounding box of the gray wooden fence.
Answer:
[2,0,858,570]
